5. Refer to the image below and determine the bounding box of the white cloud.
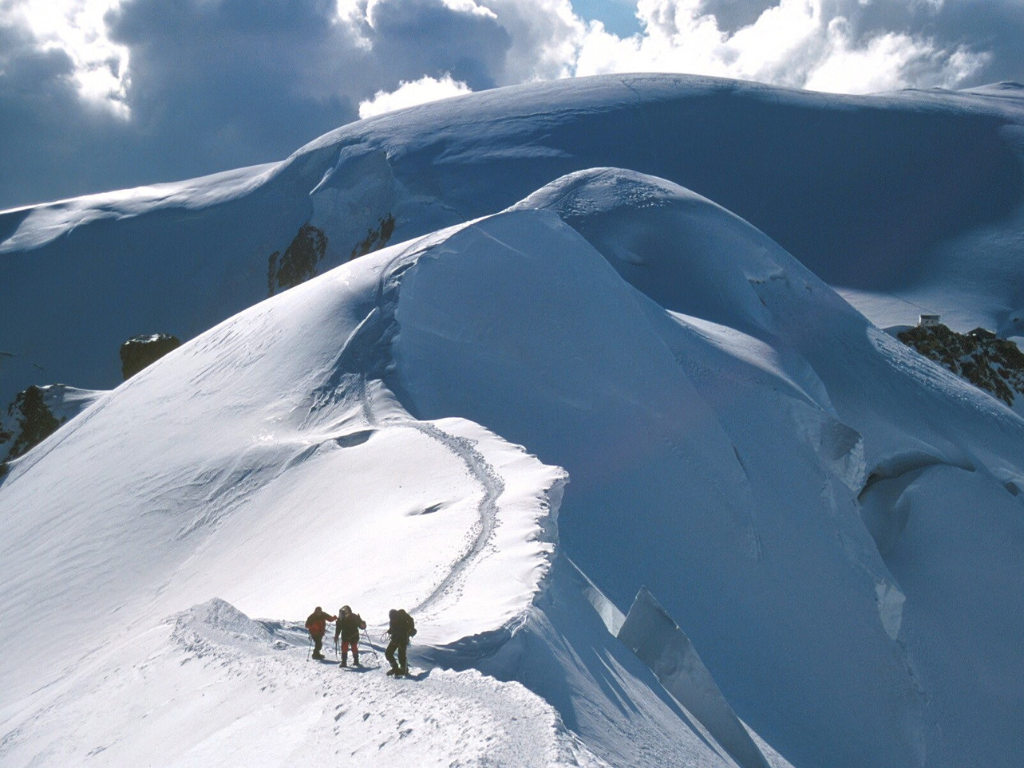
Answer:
[571,0,990,94]
[440,0,498,19]
[804,20,990,93]
[1,0,129,115]
[482,0,583,82]
[358,73,474,118]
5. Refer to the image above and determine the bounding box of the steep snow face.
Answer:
[0,230,568,707]
[390,170,1024,768]
[1,213,784,767]
[465,556,795,768]
[390,203,921,768]
[516,169,1024,475]
[293,76,1024,335]
[4,74,1024,418]
[246,76,1024,335]
[616,586,772,768]
[881,465,1024,767]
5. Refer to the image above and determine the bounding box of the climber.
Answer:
[305,606,336,660]
[334,605,367,667]
[385,608,416,676]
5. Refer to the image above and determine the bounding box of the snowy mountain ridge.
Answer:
[5,73,1024,416]
[2,75,1024,767]
[0,199,797,766]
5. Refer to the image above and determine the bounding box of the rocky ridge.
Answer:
[897,323,1024,407]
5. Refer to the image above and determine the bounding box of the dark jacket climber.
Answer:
[305,606,336,660]
[334,605,367,667]
[385,608,416,675]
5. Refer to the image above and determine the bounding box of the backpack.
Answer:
[401,610,416,637]
[387,609,417,639]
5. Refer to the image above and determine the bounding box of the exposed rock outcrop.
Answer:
[267,223,328,296]
[350,213,396,261]
[0,416,10,477]
[1,383,106,467]
[4,385,65,461]
[897,323,1024,406]
[120,334,182,380]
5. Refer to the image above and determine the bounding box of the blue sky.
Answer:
[2,0,1024,210]
[573,0,640,36]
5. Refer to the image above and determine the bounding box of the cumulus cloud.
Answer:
[573,0,992,93]
[1,0,128,114]
[1,0,1023,210]
[359,74,473,118]
[804,20,990,93]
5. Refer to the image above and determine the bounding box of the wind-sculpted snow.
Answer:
[616,587,771,768]
[2,209,788,765]
[389,203,918,767]
[0,224,583,759]
[2,152,1024,766]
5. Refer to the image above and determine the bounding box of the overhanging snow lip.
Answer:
[858,450,976,498]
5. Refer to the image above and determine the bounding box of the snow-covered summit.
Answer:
[394,169,1024,766]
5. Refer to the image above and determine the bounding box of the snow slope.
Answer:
[2,75,1024,767]
[0,208,803,767]
[0,225,566,681]
[387,173,1024,768]
[0,595,609,766]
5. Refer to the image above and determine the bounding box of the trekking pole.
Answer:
[335,637,339,661]
[306,634,312,661]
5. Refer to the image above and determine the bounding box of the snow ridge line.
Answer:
[308,220,484,428]
[302,226,526,620]
[369,231,513,616]
[305,238,426,426]
[165,599,605,767]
